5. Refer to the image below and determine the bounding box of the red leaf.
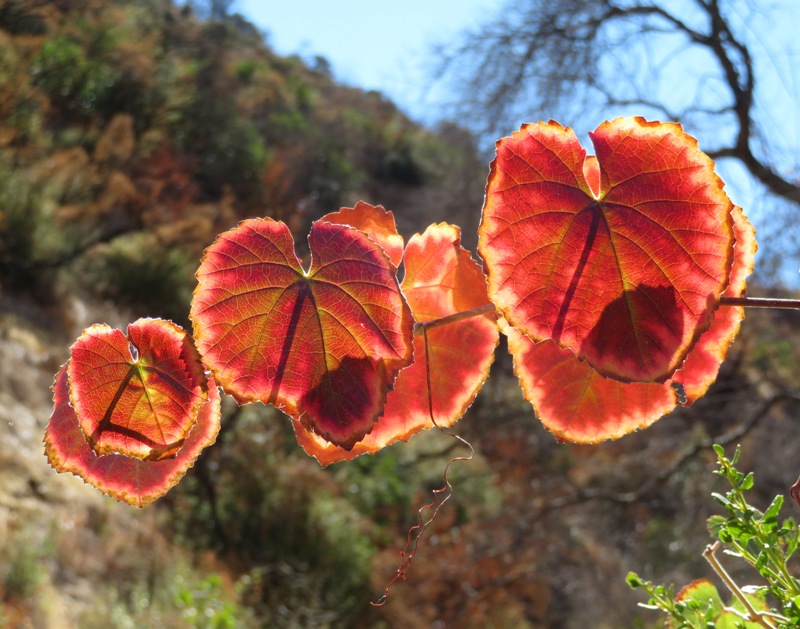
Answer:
[295,223,499,465]
[479,117,734,383]
[672,206,757,404]
[320,201,404,269]
[191,218,414,449]
[67,318,208,461]
[44,365,221,507]
[503,320,676,443]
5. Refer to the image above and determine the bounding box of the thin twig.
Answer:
[372,326,475,606]
[721,296,800,310]
[703,541,784,628]
[413,303,497,335]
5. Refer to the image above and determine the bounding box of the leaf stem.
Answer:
[413,303,497,334]
[721,296,800,309]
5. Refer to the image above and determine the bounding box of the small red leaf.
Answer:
[479,117,734,383]
[295,223,499,465]
[320,201,404,268]
[672,206,757,404]
[45,365,221,508]
[503,320,676,443]
[191,218,414,449]
[67,318,208,461]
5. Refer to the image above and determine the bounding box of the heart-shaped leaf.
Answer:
[295,223,499,465]
[67,318,208,461]
[45,365,221,507]
[479,117,735,383]
[191,218,414,449]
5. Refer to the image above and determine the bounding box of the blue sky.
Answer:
[238,0,495,123]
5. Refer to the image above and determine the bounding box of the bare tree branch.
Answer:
[436,0,800,206]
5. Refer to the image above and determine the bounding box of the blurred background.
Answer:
[0,0,798,626]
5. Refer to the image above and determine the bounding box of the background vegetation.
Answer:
[0,1,798,627]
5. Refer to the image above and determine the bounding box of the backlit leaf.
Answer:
[191,218,414,449]
[672,206,756,404]
[67,318,208,461]
[296,223,499,465]
[673,578,767,629]
[480,117,734,383]
[320,201,404,268]
[45,365,221,508]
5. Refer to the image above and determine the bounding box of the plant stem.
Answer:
[721,296,800,309]
[702,541,783,628]
[413,303,496,334]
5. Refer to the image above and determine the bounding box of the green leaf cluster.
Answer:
[629,445,800,628]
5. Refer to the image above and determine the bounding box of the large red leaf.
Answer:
[505,206,755,442]
[295,223,499,465]
[191,218,414,449]
[479,117,734,383]
[672,206,756,404]
[67,318,208,461]
[45,365,221,507]
[320,201,404,268]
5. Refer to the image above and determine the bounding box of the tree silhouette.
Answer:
[437,0,800,208]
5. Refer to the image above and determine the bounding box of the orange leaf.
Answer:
[504,207,755,442]
[479,117,734,383]
[503,320,676,443]
[672,206,757,404]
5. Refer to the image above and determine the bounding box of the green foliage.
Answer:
[173,573,246,629]
[629,445,800,628]
[32,35,122,119]
[79,564,255,629]
[0,159,39,281]
[89,234,196,326]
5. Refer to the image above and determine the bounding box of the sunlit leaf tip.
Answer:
[479,116,735,384]
[319,201,404,269]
